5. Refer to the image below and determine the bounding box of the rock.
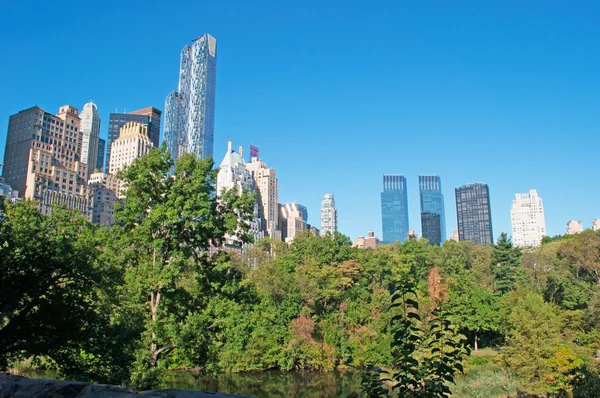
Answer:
[0,374,251,398]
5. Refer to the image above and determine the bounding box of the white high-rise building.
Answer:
[592,219,600,231]
[567,220,584,235]
[320,194,338,235]
[80,101,101,173]
[216,141,262,244]
[108,121,153,175]
[510,189,546,247]
[246,156,280,240]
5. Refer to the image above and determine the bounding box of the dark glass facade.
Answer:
[96,138,105,172]
[421,212,441,246]
[455,183,493,245]
[381,175,409,244]
[419,175,446,245]
[105,108,161,172]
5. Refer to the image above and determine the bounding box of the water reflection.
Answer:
[161,370,362,397]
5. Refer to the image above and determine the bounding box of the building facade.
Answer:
[216,141,262,244]
[2,105,93,219]
[450,229,459,242]
[353,231,379,249]
[593,219,600,232]
[421,212,441,246]
[567,220,583,235]
[79,101,101,174]
[418,175,446,245]
[97,138,106,172]
[246,156,280,240]
[510,189,546,247]
[321,194,338,235]
[108,121,153,175]
[165,34,217,162]
[455,183,493,245]
[88,172,119,226]
[381,175,409,244]
[105,108,161,172]
[279,203,307,243]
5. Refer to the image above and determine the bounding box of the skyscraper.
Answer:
[2,105,92,219]
[419,175,446,245]
[247,156,280,240]
[510,190,546,247]
[80,101,101,175]
[96,138,106,172]
[105,107,161,172]
[165,34,217,162]
[216,141,262,244]
[455,183,493,245]
[321,194,338,235]
[381,175,409,244]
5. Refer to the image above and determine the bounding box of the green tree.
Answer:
[446,276,499,351]
[0,202,125,381]
[491,233,522,294]
[116,146,255,387]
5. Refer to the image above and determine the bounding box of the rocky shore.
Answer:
[0,374,250,398]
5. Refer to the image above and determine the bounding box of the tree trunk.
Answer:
[474,331,478,351]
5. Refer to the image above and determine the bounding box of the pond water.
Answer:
[15,368,363,397]
[161,370,363,397]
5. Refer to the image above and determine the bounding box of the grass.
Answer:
[453,365,518,398]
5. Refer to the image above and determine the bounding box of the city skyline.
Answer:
[1,2,600,241]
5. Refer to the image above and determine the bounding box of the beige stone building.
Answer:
[3,105,93,219]
[108,121,153,175]
[279,203,307,243]
[566,220,583,235]
[88,172,120,226]
[353,231,379,249]
[247,157,281,240]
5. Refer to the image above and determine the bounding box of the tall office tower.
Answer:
[381,175,409,244]
[455,183,493,245]
[105,107,161,172]
[216,141,262,244]
[593,219,600,232]
[279,203,308,243]
[2,105,92,219]
[320,194,338,235]
[418,175,446,245]
[88,172,119,226]
[79,101,101,175]
[97,138,106,172]
[108,122,153,175]
[510,189,546,247]
[247,156,280,240]
[566,220,583,235]
[165,34,217,162]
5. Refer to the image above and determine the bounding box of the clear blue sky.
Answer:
[1,1,599,241]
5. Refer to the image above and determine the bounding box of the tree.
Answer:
[116,146,255,388]
[491,233,522,294]
[0,202,124,381]
[361,279,469,398]
[445,275,499,351]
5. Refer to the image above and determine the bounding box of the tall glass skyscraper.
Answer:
[419,175,446,245]
[96,138,106,172]
[381,175,409,244]
[165,33,217,162]
[455,183,493,245]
